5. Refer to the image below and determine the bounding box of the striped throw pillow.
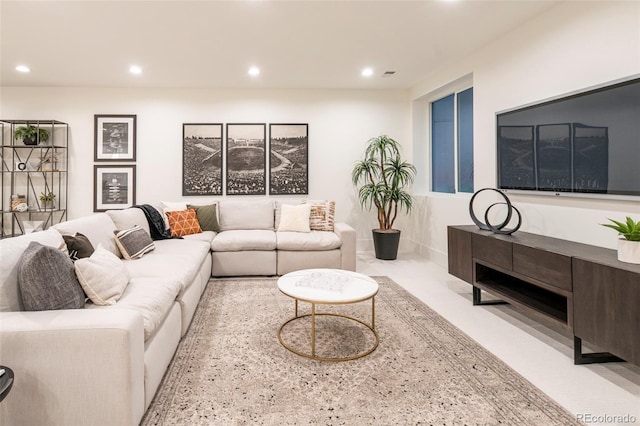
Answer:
[114,225,155,259]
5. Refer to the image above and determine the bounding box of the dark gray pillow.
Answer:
[18,241,85,311]
[114,225,155,260]
[63,232,95,261]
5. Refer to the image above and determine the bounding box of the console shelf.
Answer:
[474,262,568,324]
[448,225,640,366]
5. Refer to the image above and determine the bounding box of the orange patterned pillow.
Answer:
[166,209,202,237]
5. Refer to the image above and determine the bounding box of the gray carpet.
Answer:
[141,277,580,425]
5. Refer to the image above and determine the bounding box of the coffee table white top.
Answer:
[278,269,379,304]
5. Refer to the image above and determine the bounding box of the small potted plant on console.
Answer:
[601,216,640,264]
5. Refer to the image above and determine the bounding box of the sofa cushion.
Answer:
[75,245,130,306]
[187,203,220,232]
[303,200,336,232]
[114,225,155,259]
[277,203,311,232]
[212,230,276,251]
[0,228,67,311]
[218,199,274,231]
[88,275,180,340]
[63,232,95,261]
[54,213,121,258]
[166,209,202,237]
[276,230,342,251]
[122,238,211,294]
[18,241,85,311]
[106,208,150,235]
[182,230,216,243]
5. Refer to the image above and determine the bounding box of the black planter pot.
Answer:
[372,229,401,260]
[22,136,39,146]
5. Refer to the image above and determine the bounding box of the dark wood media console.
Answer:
[447,225,640,366]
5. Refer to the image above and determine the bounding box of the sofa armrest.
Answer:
[334,222,356,271]
[0,309,145,426]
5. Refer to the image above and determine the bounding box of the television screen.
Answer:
[497,77,640,197]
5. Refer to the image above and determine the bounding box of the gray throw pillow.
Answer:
[63,232,95,261]
[18,241,85,311]
[187,203,220,232]
[114,225,155,260]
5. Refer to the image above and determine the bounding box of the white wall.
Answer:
[1,87,410,247]
[409,1,640,266]
[3,2,638,259]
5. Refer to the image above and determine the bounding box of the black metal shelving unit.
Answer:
[1,119,68,238]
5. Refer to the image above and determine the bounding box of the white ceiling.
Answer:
[1,0,560,90]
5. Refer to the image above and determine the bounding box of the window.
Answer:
[431,87,474,193]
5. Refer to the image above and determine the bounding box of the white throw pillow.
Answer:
[74,245,131,306]
[160,201,187,230]
[277,203,311,233]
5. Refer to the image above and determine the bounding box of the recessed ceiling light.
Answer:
[16,65,30,73]
[129,65,143,75]
[361,67,374,77]
[248,66,260,77]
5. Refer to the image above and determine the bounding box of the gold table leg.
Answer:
[372,296,375,330]
[278,296,379,362]
[311,302,316,357]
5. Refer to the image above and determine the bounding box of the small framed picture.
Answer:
[94,165,136,212]
[269,123,308,195]
[183,123,223,196]
[94,114,137,161]
[226,123,266,195]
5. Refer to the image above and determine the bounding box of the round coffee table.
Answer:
[277,268,379,362]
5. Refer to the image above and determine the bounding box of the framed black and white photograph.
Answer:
[94,165,136,212]
[269,123,308,195]
[183,123,223,196]
[226,123,266,195]
[94,114,137,161]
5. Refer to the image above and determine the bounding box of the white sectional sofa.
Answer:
[212,199,355,276]
[0,199,355,425]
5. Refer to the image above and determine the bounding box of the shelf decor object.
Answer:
[601,216,640,264]
[469,187,521,235]
[1,120,68,238]
[94,114,137,161]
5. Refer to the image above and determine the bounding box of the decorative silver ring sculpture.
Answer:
[469,188,521,235]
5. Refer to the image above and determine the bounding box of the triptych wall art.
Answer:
[93,114,137,211]
[182,123,308,196]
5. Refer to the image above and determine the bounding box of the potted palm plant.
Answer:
[14,125,49,146]
[601,216,640,264]
[352,135,416,260]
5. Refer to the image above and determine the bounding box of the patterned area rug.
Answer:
[142,277,580,425]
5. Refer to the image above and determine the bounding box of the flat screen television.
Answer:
[497,76,640,198]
